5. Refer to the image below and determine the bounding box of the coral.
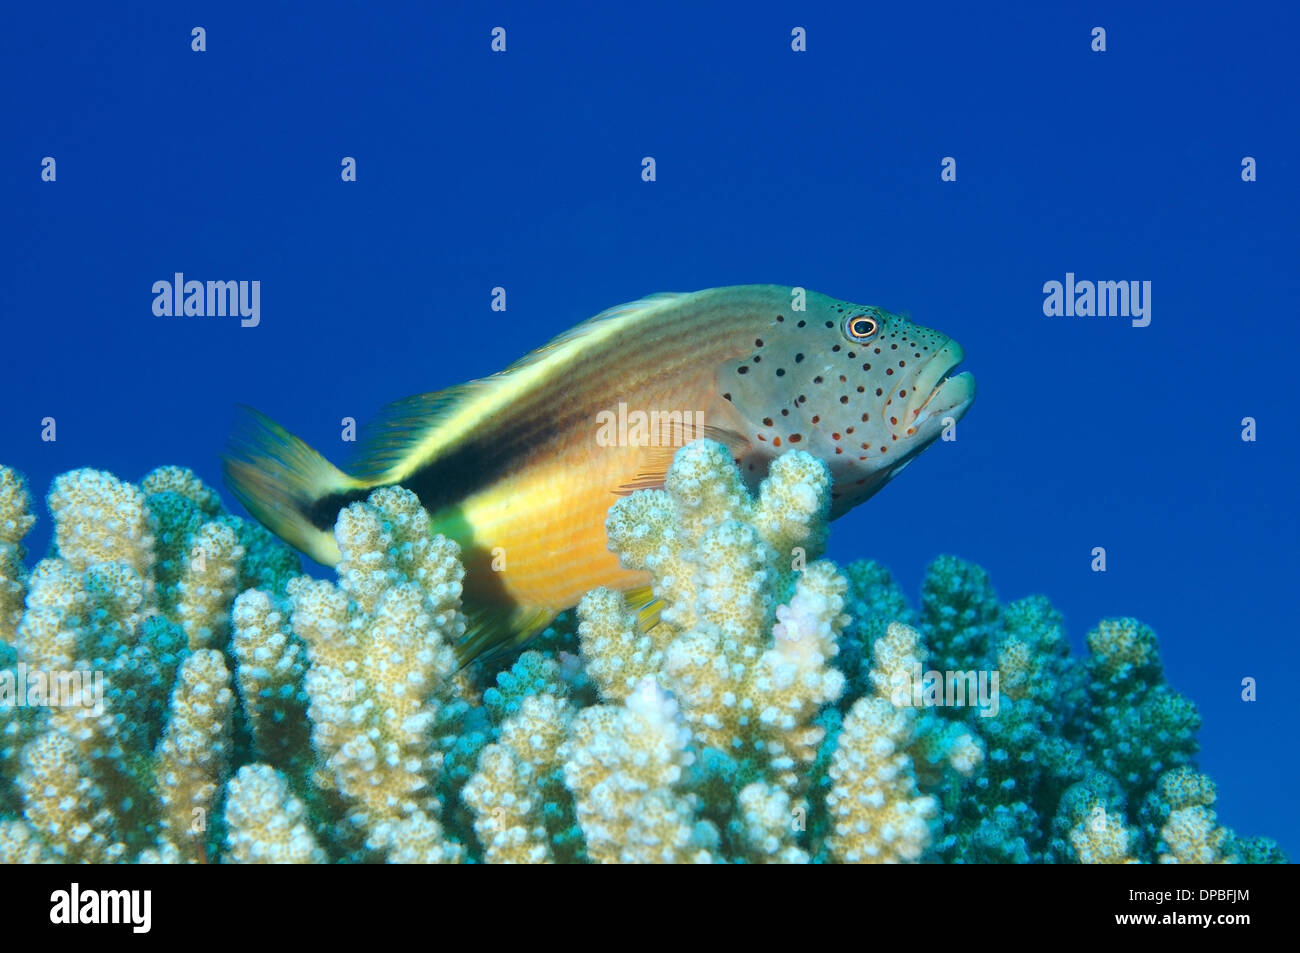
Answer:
[1144,768,1238,864]
[1084,619,1200,794]
[47,469,156,582]
[224,764,327,864]
[230,589,312,781]
[153,649,235,861]
[283,487,468,863]
[174,522,244,649]
[463,692,579,863]
[0,465,297,862]
[0,818,51,863]
[733,781,808,863]
[920,554,1000,679]
[825,622,942,863]
[0,467,36,646]
[0,451,1286,864]
[1068,804,1136,864]
[594,442,847,799]
[561,678,711,863]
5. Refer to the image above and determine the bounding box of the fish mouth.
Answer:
[904,340,975,428]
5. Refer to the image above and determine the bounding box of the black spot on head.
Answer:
[762,417,773,426]
[777,314,784,322]
[840,395,849,404]
[755,339,764,347]
[723,393,732,401]
[781,408,790,416]
[814,375,823,384]
[832,345,841,353]
[795,353,804,363]
[825,321,833,328]
[753,355,761,363]
[737,366,749,374]
[862,363,871,371]
[797,319,806,328]
[776,368,785,377]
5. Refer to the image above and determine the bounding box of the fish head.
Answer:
[719,290,974,517]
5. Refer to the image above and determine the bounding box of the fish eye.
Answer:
[844,314,878,342]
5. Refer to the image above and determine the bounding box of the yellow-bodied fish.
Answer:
[223,285,974,661]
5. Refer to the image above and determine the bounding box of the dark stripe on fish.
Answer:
[402,417,563,511]
[307,487,372,531]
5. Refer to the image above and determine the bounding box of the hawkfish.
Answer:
[223,285,974,662]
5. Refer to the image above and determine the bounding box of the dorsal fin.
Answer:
[347,292,690,485]
[498,292,687,375]
[454,601,556,668]
[346,382,485,483]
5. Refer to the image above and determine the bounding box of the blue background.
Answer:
[3,2,1297,855]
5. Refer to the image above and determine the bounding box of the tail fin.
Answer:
[223,406,369,566]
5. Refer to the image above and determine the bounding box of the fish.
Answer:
[223,285,974,662]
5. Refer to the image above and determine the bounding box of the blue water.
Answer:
[4,2,1297,856]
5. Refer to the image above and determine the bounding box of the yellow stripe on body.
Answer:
[380,294,687,486]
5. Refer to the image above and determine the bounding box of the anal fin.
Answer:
[455,601,556,668]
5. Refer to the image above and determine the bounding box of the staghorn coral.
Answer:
[0,467,36,646]
[1068,804,1137,864]
[462,691,580,863]
[223,764,327,864]
[153,649,235,861]
[561,678,711,864]
[824,621,967,863]
[590,441,849,799]
[280,487,468,863]
[0,450,1285,864]
[0,465,296,861]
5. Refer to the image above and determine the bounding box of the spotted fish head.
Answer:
[719,289,975,517]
